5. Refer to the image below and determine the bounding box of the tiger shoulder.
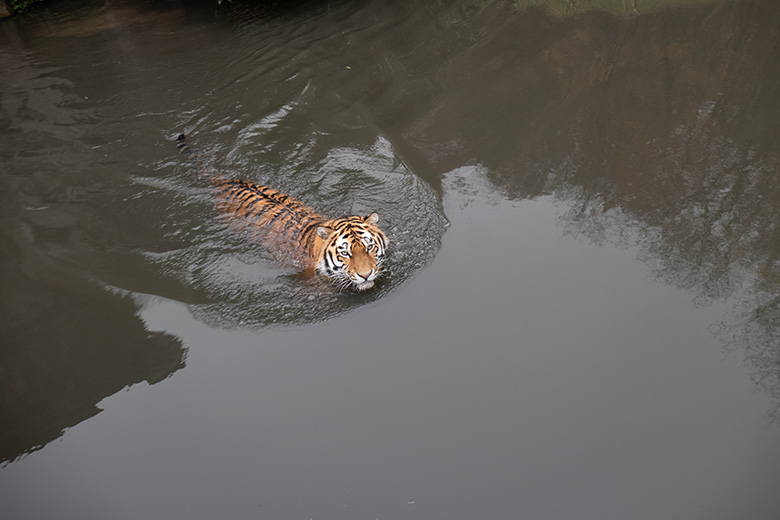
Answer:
[177,134,388,291]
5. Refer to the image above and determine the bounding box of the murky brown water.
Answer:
[2,0,780,518]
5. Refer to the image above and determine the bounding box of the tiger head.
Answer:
[315,213,387,291]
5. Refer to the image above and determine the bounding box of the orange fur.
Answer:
[177,135,388,290]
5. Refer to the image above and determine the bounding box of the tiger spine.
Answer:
[176,134,327,266]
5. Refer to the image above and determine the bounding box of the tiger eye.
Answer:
[178,135,386,292]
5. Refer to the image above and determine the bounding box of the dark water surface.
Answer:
[2,0,780,518]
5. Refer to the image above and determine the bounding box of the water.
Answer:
[1,0,780,518]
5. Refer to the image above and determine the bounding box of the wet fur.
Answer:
[176,135,387,290]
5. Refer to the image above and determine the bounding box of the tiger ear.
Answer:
[316,226,334,239]
[366,212,379,225]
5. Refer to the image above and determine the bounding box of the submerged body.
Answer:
[177,135,387,291]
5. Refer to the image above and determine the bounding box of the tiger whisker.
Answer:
[178,134,388,293]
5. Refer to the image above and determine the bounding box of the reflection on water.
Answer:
[0,277,185,465]
[401,0,780,417]
[1,0,450,461]
[0,25,188,463]
[516,0,720,16]
[0,163,185,464]
[161,135,446,328]
[1,0,779,478]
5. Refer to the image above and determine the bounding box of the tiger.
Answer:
[176,134,387,291]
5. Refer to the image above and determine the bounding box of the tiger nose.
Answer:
[356,268,375,281]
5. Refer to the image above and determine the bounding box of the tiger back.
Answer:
[176,134,388,291]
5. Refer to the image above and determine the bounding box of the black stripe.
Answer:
[324,248,338,269]
[277,213,302,239]
[263,204,286,225]
[223,182,253,207]
[302,222,321,256]
[237,194,265,214]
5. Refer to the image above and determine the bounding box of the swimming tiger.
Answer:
[176,134,387,291]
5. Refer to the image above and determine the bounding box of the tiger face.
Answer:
[315,213,387,291]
